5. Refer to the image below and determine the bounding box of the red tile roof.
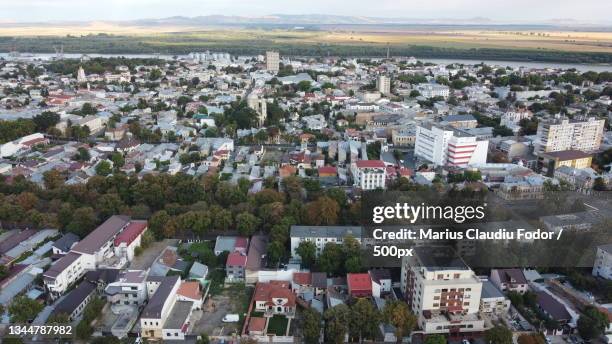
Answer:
[114,220,147,246]
[347,273,372,293]
[226,252,247,267]
[248,317,267,333]
[318,166,337,176]
[293,272,312,285]
[177,281,202,300]
[355,160,385,169]
[253,281,296,307]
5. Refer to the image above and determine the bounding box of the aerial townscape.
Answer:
[0,16,612,344]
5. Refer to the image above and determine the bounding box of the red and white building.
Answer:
[351,160,387,190]
[415,123,488,167]
[114,220,148,261]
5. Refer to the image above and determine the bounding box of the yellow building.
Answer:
[539,150,593,175]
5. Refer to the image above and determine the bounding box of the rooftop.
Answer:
[413,246,470,271]
[290,225,362,239]
[141,275,180,319]
[163,300,193,330]
[114,220,147,246]
[71,215,131,254]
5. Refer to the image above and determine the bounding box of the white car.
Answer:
[222,314,240,323]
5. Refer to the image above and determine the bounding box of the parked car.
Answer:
[222,314,240,323]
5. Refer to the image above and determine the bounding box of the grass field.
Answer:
[2,23,612,53]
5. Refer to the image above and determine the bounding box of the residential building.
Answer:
[113,220,148,261]
[348,273,372,298]
[51,280,96,321]
[290,225,362,257]
[400,246,485,335]
[536,117,604,154]
[415,123,488,167]
[351,160,387,190]
[105,270,148,307]
[226,252,247,282]
[370,269,392,298]
[538,150,593,176]
[377,75,391,95]
[489,269,529,294]
[252,281,296,318]
[479,280,510,314]
[416,83,450,99]
[140,275,182,339]
[265,51,280,74]
[51,232,79,255]
[441,115,478,129]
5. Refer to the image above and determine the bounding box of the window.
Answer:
[433,296,440,300]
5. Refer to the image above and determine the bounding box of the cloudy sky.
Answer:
[1,0,610,24]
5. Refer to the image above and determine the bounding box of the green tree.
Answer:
[425,334,447,344]
[76,320,93,340]
[8,296,44,323]
[110,152,125,169]
[33,111,60,132]
[236,212,259,236]
[577,306,609,340]
[296,241,317,269]
[302,307,322,344]
[324,304,350,344]
[95,160,112,176]
[66,207,97,237]
[485,325,513,344]
[43,170,64,189]
[350,298,380,342]
[383,300,417,343]
[318,243,343,275]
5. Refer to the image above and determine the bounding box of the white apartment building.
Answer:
[536,117,604,154]
[265,51,280,74]
[351,160,387,190]
[290,225,362,258]
[416,83,450,99]
[593,245,612,280]
[401,246,485,335]
[415,123,488,167]
[43,215,140,299]
[105,270,149,306]
[377,75,391,95]
[500,109,533,127]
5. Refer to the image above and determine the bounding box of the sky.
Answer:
[1,0,611,24]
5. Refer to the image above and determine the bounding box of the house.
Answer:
[162,300,194,341]
[480,280,510,314]
[347,273,372,298]
[369,269,392,298]
[292,272,313,299]
[536,291,571,334]
[140,275,182,339]
[188,262,209,283]
[105,270,148,307]
[226,252,247,282]
[51,280,96,321]
[290,225,362,258]
[214,236,248,256]
[245,235,268,284]
[176,281,204,310]
[490,269,529,294]
[351,160,387,190]
[247,316,267,336]
[52,233,80,255]
[252,281,296,318]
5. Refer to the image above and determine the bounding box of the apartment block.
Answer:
[415,123,488,167]
[401,246,485,335]
[536,117,604,154]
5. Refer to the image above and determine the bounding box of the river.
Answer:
[1,53,612,72]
